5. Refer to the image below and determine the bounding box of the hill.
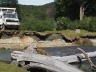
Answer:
[19,2,54,10]
[19,2,55,31]
[42,2,55,9]
[19,2,54,19]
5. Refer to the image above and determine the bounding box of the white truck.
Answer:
[0,7,20,30]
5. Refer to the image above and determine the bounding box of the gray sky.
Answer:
[18,0,54,5]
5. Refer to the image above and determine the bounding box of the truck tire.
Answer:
[1,24,5,30]
[15,26,19,30]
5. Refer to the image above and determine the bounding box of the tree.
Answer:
[55,0,79,20]
[55,0,96,20]
[46,5,55,18]
[0,0,18,7]
[74,0,96,20]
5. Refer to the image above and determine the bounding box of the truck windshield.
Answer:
[4,14,17,18]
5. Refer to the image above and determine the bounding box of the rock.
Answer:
[90,39,96,46]
[75,29,81,33]
[24,45,37,53]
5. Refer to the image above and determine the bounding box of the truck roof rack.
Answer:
[0,7,16,10]
[0,7,16,13]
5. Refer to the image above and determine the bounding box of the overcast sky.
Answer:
[18,0,54,5]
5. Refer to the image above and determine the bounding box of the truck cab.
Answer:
[0,7,20,30]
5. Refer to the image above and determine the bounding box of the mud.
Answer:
[0,30,95,49]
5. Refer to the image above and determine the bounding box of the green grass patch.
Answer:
[0,61,28,72]
[80,30,89,33]
[80,67,87,72]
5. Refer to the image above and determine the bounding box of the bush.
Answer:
[56,17,81,30]
[56,17,71,30]
[33,19,56,32]
[69,20,80,30]
[20,18,56,32]
[80,17,91,30]
[80,16,96,32]
[88,17,96,32]
[75,38,93,46]
[20,16,96,32]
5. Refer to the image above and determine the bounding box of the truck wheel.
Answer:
[1,24,5,30]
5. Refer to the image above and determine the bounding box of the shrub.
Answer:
[69,20,80,30]
[20,18,56,32]
[75,38,93,46]
[34,19,56,32]
[56,17,71,30]
[88,17,96,32]
[80,17,91,30]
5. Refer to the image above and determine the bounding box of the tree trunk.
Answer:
[17,53,83,72]
[80,3,84,20]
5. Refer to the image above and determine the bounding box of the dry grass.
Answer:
[75,38,93,46]
[44,30,96,40]
[37,48,50,56]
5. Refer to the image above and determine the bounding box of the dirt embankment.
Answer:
[0,30,96,49]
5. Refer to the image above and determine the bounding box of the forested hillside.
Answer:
[19,2,56,31]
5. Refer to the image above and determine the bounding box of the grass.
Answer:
[80,67,87,72]
[44,29,96,39]
[45,29,96,35]
[0,47,11,50]
[75,38,93,46]
[0,47,6,50]
[2,29,96,39]
[0,61,28,72]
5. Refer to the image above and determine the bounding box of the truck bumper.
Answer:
[5,25,19,28]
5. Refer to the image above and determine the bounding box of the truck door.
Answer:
[0,15,2,24]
